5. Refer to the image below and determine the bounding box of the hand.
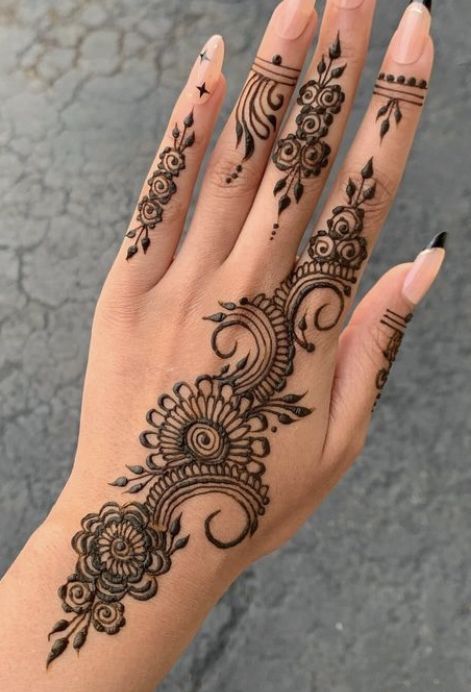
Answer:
[0,0,445,688]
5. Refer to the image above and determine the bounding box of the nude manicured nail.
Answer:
[275,0,315,40]
[390,2,432,65]
[187,35,224,105]
[334,0,365,9]
[402,232,447,306]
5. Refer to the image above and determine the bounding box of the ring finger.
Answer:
[295,1,434,352]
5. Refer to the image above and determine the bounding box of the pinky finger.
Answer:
[323,231,447,464]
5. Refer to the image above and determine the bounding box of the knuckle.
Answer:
[204,149,259,199]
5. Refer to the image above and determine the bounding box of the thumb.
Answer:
[323,232,447,465]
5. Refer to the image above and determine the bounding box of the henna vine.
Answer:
[271,34,346,239]
[125,112,196,260]
[47,159,377,666]
[373,308,412,410]
[227,55,300,185]
[374,73,427,141]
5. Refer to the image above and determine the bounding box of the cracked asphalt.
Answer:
[0,1,470,691]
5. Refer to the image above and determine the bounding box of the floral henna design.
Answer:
[47,503,187,666]
[125,112,196,260]
[48,160,377,666]
[227,55,300,185]
[373,308,413,411]
[374,73,427,141]
[271,34,346,239]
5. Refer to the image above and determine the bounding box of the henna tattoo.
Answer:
[47,159,377,666]
[373,309,413,410]
[227,55,300,185]
[271,34,346,239]
[125,112,196,260]
[374,73,427,141]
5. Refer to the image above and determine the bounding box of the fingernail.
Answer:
[390,2,432,65]
[334,0,365,9]
[410,0,432,11]
[187,35,224,105]
[275,0,315,40]
[402,232,447,306]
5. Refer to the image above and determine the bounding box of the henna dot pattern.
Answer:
[125,112,196,259]
[48,160,377,665]
[271,33,347,239]
[374,73,427,141]
[226,55,300,184]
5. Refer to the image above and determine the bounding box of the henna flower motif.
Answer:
[141,378,269,475]
[316,84,345,112]
[297,80,321,107]
[73,502,171,602]
[272,134,301,171]
[59,577,94,614]
[300,140,331,178]
[137,195,163,229]
[92,601,126,635]
[159,147,186,176]
[148,170,177,204]
[336,238,367,268]
[327,206,364,238]
[295,108,326,140]
[309,232,336,261]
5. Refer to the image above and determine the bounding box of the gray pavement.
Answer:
[0,1,470,690]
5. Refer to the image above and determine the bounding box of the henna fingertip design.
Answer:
[402,232,447,306]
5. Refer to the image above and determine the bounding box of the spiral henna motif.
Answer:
[205,295,294,403]
[48,160,376,666]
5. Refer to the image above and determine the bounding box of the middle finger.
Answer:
[229,0,377,283]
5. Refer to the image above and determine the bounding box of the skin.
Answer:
[0,1,437,690]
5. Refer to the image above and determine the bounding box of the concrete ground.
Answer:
[0,1,470,690]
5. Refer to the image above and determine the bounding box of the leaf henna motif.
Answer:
[374,73,427,141]
[47,160,377,666]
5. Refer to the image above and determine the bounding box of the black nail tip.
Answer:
[426,232,447,250]
[409,0,432,12]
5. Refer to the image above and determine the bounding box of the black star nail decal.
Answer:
[196,82,210,98]
[199,50,210,63]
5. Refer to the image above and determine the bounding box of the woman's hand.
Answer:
[0,1,445,690]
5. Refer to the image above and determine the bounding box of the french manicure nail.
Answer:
[410,0,432,11]
[334,0,365,9]
[402,232,447,306]
[275,0,315,40]
[187,35,224,105]
[390,2,432,65]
